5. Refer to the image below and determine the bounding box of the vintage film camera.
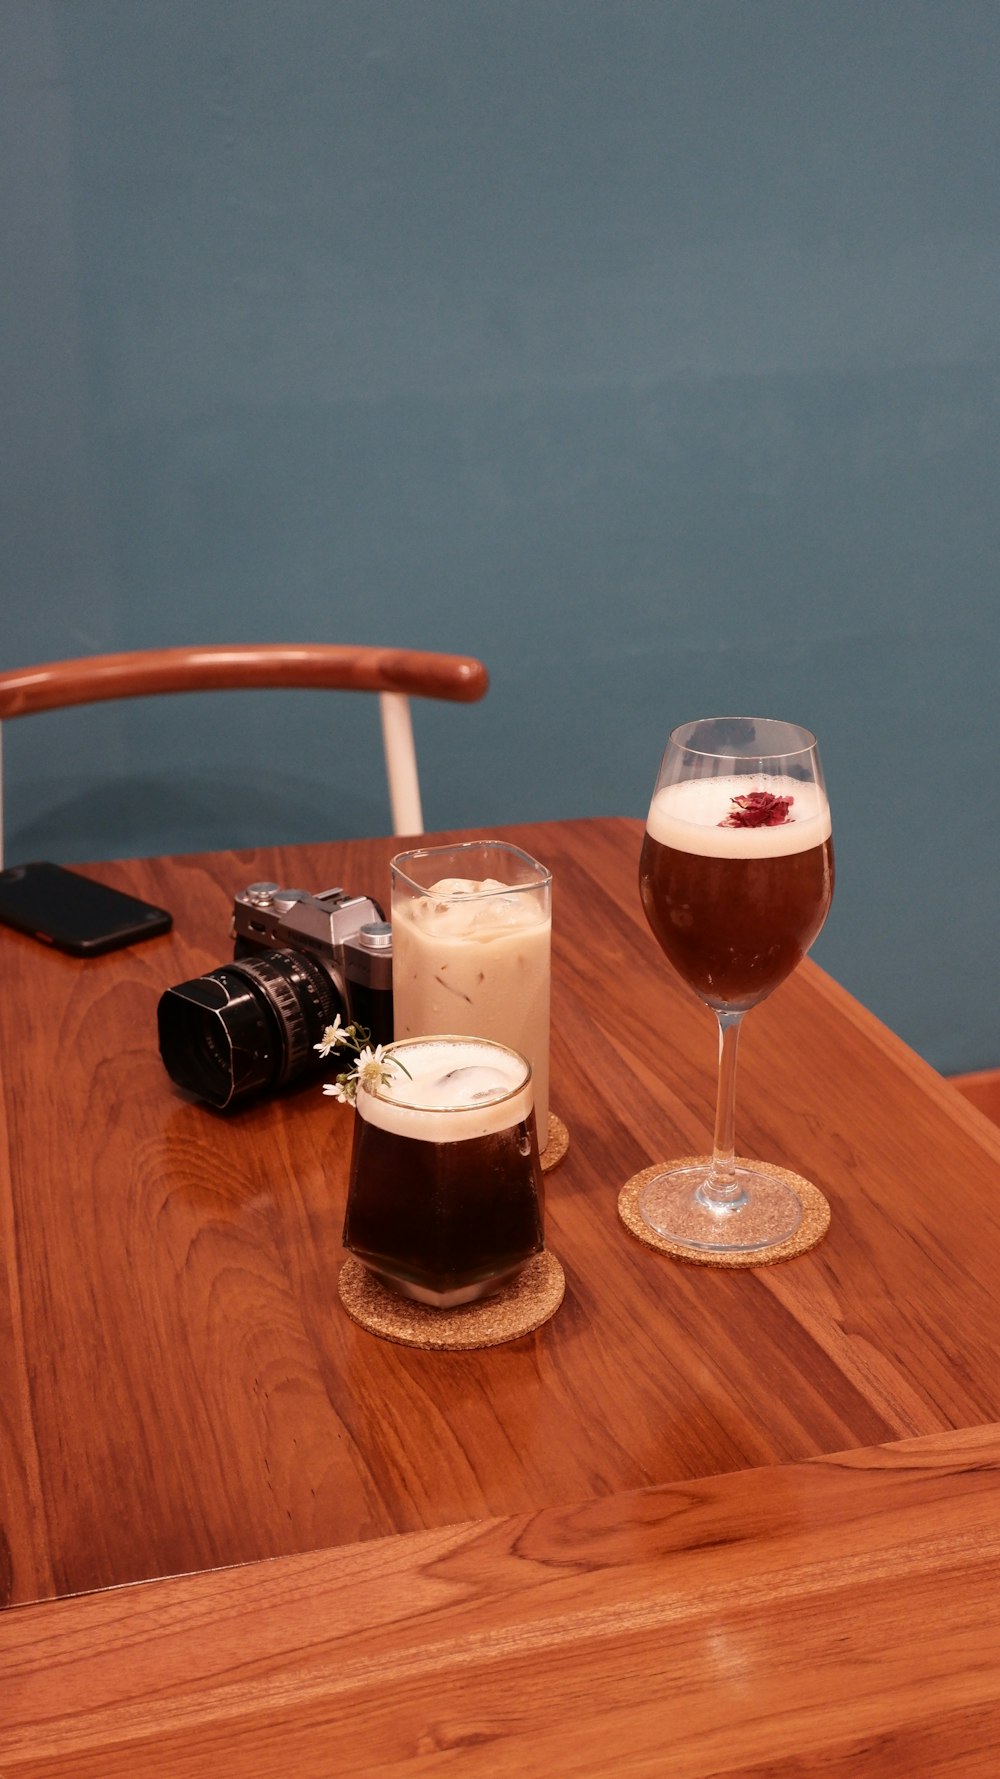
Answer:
[157,883,393,1108]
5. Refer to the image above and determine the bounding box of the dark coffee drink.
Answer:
[640,775,834,1010]
[343,1037,544,1307]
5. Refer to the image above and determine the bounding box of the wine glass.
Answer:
[637,717,834,1254]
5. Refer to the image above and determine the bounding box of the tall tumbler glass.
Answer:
[390,841,553,1145]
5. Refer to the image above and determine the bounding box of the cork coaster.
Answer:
[540,1112,569,1174]
[338,1250,565,1350]
[618,1158,830,1268]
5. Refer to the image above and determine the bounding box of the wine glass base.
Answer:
[638,1161,803,1255]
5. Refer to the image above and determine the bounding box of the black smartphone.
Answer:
[0,861,172,957]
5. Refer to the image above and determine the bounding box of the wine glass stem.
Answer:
[704,1009,746,1207]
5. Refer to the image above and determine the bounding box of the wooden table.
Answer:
[3,817,1000,1773]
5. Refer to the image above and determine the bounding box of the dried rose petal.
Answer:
[720,790,794,829]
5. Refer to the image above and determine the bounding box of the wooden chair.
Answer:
[0,643,489,867]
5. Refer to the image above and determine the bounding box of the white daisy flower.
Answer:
[355,1044,394,1094]
[317,1030,409,1108]
[314,1016,349,1058]
[322,1077,356,1103]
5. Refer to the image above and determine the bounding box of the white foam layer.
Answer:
[357,1036,534,1142]
[646,775,832,858]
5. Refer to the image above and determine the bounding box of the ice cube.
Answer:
[415,877,537,936]
[433,1065,510,1105]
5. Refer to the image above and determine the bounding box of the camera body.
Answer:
[232,882,393,1037]
[157,881,393,1109]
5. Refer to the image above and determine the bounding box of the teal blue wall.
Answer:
[3,2,999,1071]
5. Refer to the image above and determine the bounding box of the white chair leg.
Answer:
[379,693,424,836]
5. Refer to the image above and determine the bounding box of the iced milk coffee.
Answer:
[390,842,552,1141]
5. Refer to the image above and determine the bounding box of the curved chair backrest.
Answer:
[0,643,489,867]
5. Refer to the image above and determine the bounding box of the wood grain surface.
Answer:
[950,1067,1000,1129]
[4,1423,1000,1777]
[3,818,1000,1612]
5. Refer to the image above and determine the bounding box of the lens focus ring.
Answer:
[228,949,341,1086]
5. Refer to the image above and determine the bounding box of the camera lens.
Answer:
[157,948,340,1109]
